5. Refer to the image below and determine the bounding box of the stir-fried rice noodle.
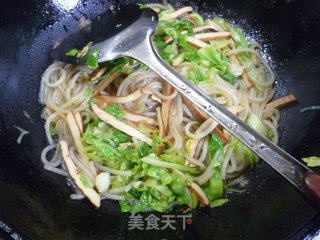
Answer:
[40,4,280,206]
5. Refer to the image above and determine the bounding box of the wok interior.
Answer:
[0,0,319,239]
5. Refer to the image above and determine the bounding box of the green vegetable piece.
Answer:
[85,88,93,98]
[158,9,175,21]
[112,129,131,146]
[105,103,125,120]
[65,48,78,57]
[171,183,186,196]
[302,156,320,167]
[204,175,224,202]
[137,64,149,71]
[123,185,174,213]
[210,198,228,207]
[162,44,178,63]
[185,138,198,156]
[95,61,132,83]
[141,154,199,175]
[81,120,132,168]
[146,166,173,185]
[190,191,199,209]
[154,18,197,63]
[145,178,173,197]
[85,49,100,69]
[172,52,185,66]
[186,63,206,83]
[161,151,185,165]
[213,18,248,48]
[150,200,172,213]
[230,28,248,48]
[229,139,257,168]
[208,133,224,160]
[49,124,57,136]
[209,39,233,50]
[120,191,150,212]
[198,46,229,74]
[79,173,92,188]
[128,187,142,199]
[151,135,168,154]
[266,129,274,141]
[221,73,236,83]
[138,142,152,158]
[246,113,268,137]
[153,37,178,63]
[170,172,189,190]
[173,187,190,205]
[137,3,148,9]
[188,13,204,26]
[177,33,199,61]
[93,139,119,158]
[203,68,218,83]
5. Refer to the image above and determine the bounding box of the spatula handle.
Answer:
[301,172,320,206]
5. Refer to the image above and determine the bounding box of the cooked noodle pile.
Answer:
[39,4,291,211]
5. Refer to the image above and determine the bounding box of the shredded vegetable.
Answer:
[302,156,320,167]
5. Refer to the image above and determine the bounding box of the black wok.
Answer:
[0,0,320,239]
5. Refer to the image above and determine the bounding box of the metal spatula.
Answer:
[51,7,320,208]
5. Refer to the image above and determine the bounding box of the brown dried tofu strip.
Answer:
[73,111,83,135]
[161,82,174,135]
[168,6,193,20]
[186,37,209,49]
[60,140,100,208]
[93,95,110,108]
[183,96,208,122]
[213,127,229,144]
[93,72,122,97]
[266,94,297,109]
[123,109,158,125]
[214,27,251,88]
[194,24,221,32]
[90,67,107,82]
[96,89,142,103]
[194,31,231,42]
[92,104,153,145]
[188,182,209,206]
[156,107,165,138]
[183,96,229,144]
[66,111,85,155]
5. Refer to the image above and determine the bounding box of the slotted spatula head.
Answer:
[50,4,149,64]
